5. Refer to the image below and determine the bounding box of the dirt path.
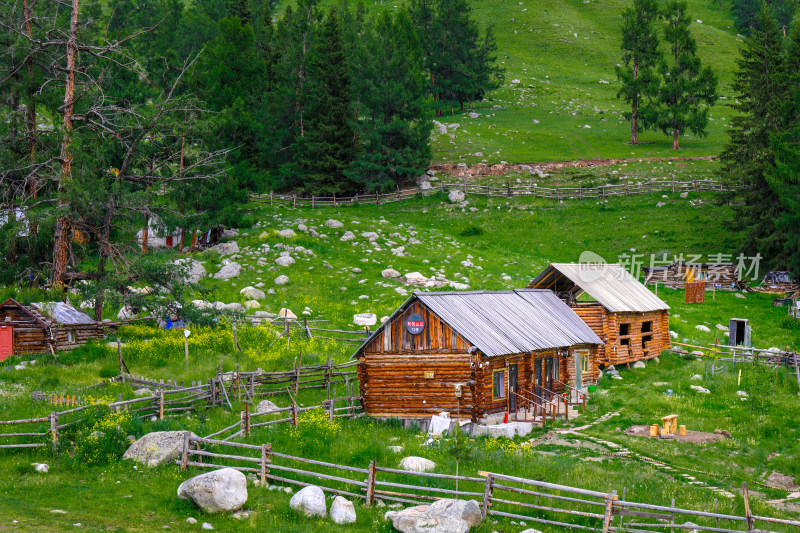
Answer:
[431,155,717,178]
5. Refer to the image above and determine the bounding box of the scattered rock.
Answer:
[214,262,241,280]
[384,499,481,533]
[690,385,710,394]
[123,431,198,467]
[330,496,357,524]
[256,400,280,413]
[202,522,213,530]
[695,325,710,332]
[680,192,689,198]
[734,293,746,299]
[209,242,240,255]
[325,219,344,228]
[278,229,296,238]
[240,286,266,300]
[736,390,748,397]
[399,456,437,473]
[354,313,377,326]
[174,259,207,284]
[690,374,703,381]
[32,463,49,473]
[186,518,198,524]
[278,308,297,320]
[275,256,295,267]
[765,472,800,491]
[243,300,261,310]
[134,388,152,397]
[448,190,466,203]
[274,275,290,286]
[388,445,404,453]
[382,268,401,279]
[177,468,247,513]
[289,485,327,517]
[632,361,646,369]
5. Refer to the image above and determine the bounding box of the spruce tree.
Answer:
[656,1,717,149]
[720,8,787,262]
[300,8,355,194]
[228,0,250,24]
[616,0,662,145]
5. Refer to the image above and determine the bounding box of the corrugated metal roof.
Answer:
[32,302,96,325]
[354,289,601,358]
[528,263,669,313]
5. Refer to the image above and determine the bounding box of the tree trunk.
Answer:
[93,206,114,322]
[52,0,80,289]
[630,58,639,145]
[672,124,679,150]
[24,0,37,202]
[141,214,149,254]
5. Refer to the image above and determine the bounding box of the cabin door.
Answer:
[0,325,12,361]
[544,357,554,400]
[508,364,518,413]
[575,351,582,389]
[533,359,542,404]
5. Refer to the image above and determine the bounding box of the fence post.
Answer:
[329,397,334,421]
[670,496,675,533]
[50,411,58,446]
[261,444,270,488]
[181,432,190,470]
[743,482,754,532]
[295,351,302,396]
[159,389,164,420]
[118,339,123,378]
[481,474,494,519]
[366,460,377,505]
[602,490,618,532]
[245,403,250,437]
[291,398,298,427]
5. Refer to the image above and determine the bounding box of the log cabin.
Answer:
[528,263,671,376]
[353,290,601,425]
[0,299,105,360]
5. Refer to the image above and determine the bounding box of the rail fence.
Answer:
[251,178,733,207]
[177,436,800,532]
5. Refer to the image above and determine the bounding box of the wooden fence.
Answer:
[177,437,800,532]
[251,178,734,208]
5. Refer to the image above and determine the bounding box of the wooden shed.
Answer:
[643,262,740,290]
[529,263,671,371]
[0,299,105,359]
[353,290,601,424]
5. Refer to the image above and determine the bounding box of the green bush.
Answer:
[460,225,484,237]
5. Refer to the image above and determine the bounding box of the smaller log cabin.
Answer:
[529,263,671,374]
[353,290,601,424]
[643,262,740,290]
[0,299,105,360]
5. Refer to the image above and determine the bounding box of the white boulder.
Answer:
[214,262,241,280]
[256,400,280,413]
[174,259,207,284]
[278,308,297,320]
[278,229,296,238]
[177,468,248,513]
[240,286,266,300]
[275,256,295,267]
[354,313,377,326]
[340,231,356,242]
[209,242,239,255]
[330,496,357,524]
[398,456,436,473]
[32,463,49,473]
[448,190,465,203]
[274,275,289,286]
[695,325,710,332]
[384,498,481,533]
[382,268,401,279]
[123,431,197,467]
[325,219,344,228]
[289,485,327,517]
[633,361,646,369]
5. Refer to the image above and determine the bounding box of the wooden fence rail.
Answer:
[250,178,735,208]
[175,438,800,532]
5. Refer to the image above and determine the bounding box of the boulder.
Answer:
[632,361,646,369]
[289,485,327,517]
[330,496,357,524]
[256,400,280,413]
[448,190,465,203]
[192,299,214,310]
[398,456,436,473]
[123,431,197,467]
[117,306,136,320]
[520,530,544,533]
[174,259,207,284]
[695,325,710,332]
[354,313,377,326]
[275,256,295,267]
[278,229,296,238]
[340,231,356,242]
[240,286,266,300]
[382,268,401,279]
[134,388,152,397]
[177,468,247,513]
[243,300,261,310]
[222,303,245,313]
[209,242,240,255]
[690,374,703,381]
[384,498,481,533]
[325,219,344,229]
[449,282,470,291]
[278,308,297,320]
[690,385,710,394]
[274,275,289,286]
[32,463,49,473]
[214,262,241,280]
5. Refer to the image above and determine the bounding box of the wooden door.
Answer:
[508,364,518,413]
[534,359,542,404]
[0,325,13,361]
[544,357,553,400]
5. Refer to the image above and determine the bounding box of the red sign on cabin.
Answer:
[406,313,425,335]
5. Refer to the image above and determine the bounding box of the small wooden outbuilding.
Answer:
[353,290,601,423]
[0,299,105,359]
[529,263,671,371]
[643,262,739,290]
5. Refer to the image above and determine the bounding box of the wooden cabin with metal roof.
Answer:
[0,299,105,360]
[528,263,671,371]
[352,290,601,424]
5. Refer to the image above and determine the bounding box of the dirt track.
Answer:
[431,155,717,178]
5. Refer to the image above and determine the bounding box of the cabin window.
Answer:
[67,331,75,343]
[552,357,560,382]
[642,335,652,349]
[619,323,630,346]
[581,352,590,374]
[641,321,652,333]
[492,370,505,399]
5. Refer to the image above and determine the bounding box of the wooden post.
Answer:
[329,397,334,421]
[237,363,241,403]
[261,444,270,487]
[233,321,240,352]
[311,195,315,208]
[743,482,754,532]
[159,389,164,420]
[793,351,800,396]
[481,474,494,518]
[50,411,58,445]
[245,403,250,437]
[670,496,675,533]
[366,460,377,505]
[118,338,123,377]
[602,490,618,532]
[715,498,719,529]
[184,334,189,369]
[295,351,302,396]
[181,432,190,470]
[619,487,626,529]
[291,398,298,427]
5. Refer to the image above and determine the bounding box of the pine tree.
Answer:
[616,0,662,145]
[720,8,787,262]
[732,0,763,34]
[766,21,800,273]
[656,1,717,149]
[228,0,250,24]
[299,8,355,194]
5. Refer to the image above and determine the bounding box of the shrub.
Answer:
[74,408,136,466]
[460,225,484,237]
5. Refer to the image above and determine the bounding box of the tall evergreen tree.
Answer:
[228,0,250,24]
[720,8,787,262]
[656,1,717,149]
[299,8,355,194]
[616,0,662,145]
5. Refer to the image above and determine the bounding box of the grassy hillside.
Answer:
[282,0,742,163]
